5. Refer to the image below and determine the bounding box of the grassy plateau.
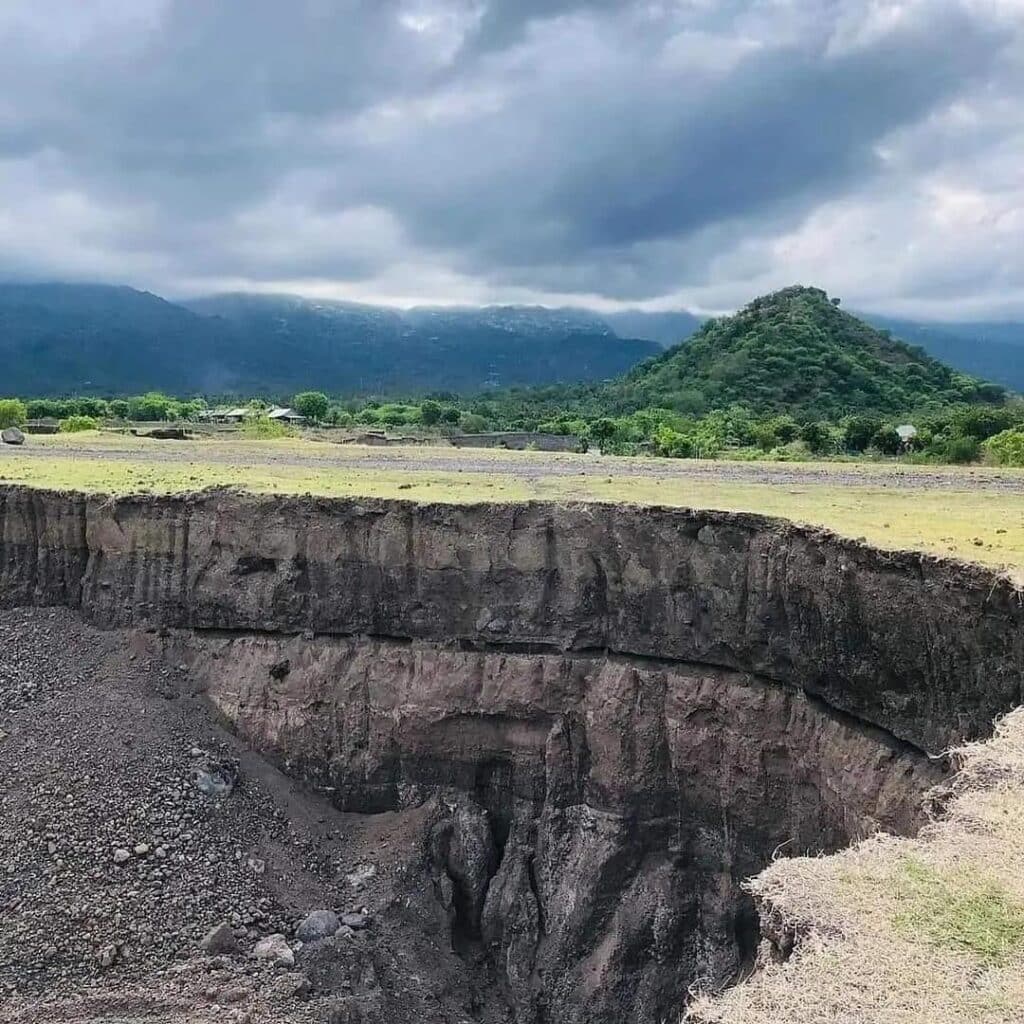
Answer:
[2,431,1024,570]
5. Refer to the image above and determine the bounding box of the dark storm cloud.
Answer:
[0,0,1021,313]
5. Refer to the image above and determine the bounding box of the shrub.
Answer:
[799,421,834,455]
[0,398,28,429]
[378,404,417,426]
[326,407,353,426]
[653,425,696,458]
[942,435,981,464]
[59,415,99,433]
[241,416,293,439]
[460,413,488,434]
[983,428,1024,467]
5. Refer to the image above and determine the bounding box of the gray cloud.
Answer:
[0,0,1021,316]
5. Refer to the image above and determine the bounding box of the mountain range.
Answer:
[0,284,662,396]
[0,281,1021,397]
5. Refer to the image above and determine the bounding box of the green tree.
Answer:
[293,391,329,422]
[799,421,833,455]
[942,436,981,464]
[326,407,353,426]
[843,415,882,453]
[128,392,175,421]
[109,399,131,420]
[25,399,66,419]
[768,415,800,444]
[72,397,109,418]
[419,400,443,426]
[871,426,902,455]
[460,412,488,434]
[588,418,618,445]
[653,425,695,458]
[0,399,27,429]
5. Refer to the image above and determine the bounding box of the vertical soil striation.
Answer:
[2,485,1022,1023]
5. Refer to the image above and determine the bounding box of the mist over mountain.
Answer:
[860,314,1024,391]
[1,283,660,396]
[599,310,703,348]
[3,281,1023,400]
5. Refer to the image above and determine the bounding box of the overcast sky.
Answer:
[1,1,1021,318]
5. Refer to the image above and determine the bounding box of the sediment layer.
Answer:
[2,485,1021,1022]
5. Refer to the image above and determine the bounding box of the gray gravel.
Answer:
[0,608,511,1024]
[5,437,1024,493]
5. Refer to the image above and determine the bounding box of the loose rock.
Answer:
[295,909,341,944]
[253,933,295,967]
[200,922,239,955]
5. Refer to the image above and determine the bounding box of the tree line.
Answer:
[4,390,1024,466]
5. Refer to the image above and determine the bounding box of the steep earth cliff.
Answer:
[1,486,1022,1023]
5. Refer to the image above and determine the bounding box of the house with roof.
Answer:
[267,407,307,425]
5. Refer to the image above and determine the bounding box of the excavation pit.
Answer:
[1,487,1021,1023]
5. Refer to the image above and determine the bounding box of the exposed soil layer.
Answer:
[2,487,1023,1023]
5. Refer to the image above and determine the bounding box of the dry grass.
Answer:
[688,710,1024,1024]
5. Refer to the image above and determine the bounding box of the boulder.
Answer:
[1,427,25,446]
[253,933,295,967]
[200,922,239,955]
[296,909,341,944]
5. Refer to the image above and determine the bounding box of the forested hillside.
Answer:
[612,286,1005,419]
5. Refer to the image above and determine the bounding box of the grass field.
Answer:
[3,431,1024,570]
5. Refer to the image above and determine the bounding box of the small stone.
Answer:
[220,984,251,1005]
[98,944,119,968]
[295,910,340,944]
[1,427,25,446]
[253,933,295,967]
[112,848,131,864]
[134,843,150,856]
[340,912,370,931]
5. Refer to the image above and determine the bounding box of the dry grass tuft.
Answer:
[688,709,1024,1024]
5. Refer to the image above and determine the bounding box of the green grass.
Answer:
[893,858,1024,965]
[3,435,1024,569]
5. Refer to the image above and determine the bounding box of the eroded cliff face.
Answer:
[1,485,1021,1023]
[170,633,941,1022]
